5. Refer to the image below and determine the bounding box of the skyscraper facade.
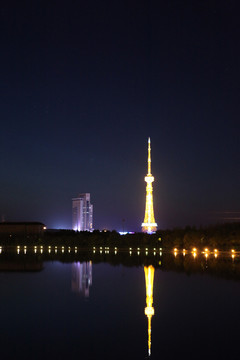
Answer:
[72,193,93,231]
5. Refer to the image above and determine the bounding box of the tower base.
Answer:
[142,223,157,234]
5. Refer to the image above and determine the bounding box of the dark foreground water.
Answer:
[0,247,240,359]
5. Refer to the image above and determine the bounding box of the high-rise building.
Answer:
[72,193,93,231]
[142,138,158,233]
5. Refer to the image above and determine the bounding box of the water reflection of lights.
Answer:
[4,245,240,261]
[144,265,155,357]
[203,248,209,259]
[192,248,197,259]
[72,262,92,297]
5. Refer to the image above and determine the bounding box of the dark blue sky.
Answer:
[0,0,240,231]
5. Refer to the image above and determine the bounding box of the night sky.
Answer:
[1,0,240,231]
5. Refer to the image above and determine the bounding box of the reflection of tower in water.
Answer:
[144,265,155,357]
[72,262,92,297]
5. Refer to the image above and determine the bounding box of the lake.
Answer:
[0,245,240,359]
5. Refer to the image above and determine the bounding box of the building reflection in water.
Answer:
[144,265,155,357]
[72,261,92,297]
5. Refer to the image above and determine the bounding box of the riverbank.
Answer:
[0,222,240,249]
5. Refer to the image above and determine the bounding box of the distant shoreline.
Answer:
[0,222,240,249]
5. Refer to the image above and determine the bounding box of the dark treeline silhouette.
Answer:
[0,222,240,249]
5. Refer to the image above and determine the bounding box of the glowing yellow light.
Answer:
[100,250,102,254]
[153,252,156,256]
[0,247,2,254]
[40,249,43,254]
[17,249,20,254]
[144,266,155,356]
[137,251,140,255]
[142,138,157,234]
[231,249,235,253]
[160,251,162,256]
[114,250,117,255]
[183,249,186,256]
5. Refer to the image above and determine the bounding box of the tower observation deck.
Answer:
[142,138,157,233]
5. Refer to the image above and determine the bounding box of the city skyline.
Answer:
[1,1,240,231]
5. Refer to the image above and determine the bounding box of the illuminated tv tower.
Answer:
[142,138,157,233]
[144,265,155,357]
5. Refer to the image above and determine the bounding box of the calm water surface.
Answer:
[0,250,240,359]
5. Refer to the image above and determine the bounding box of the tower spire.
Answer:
[142,138,157,233]
[148,137,151,175]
